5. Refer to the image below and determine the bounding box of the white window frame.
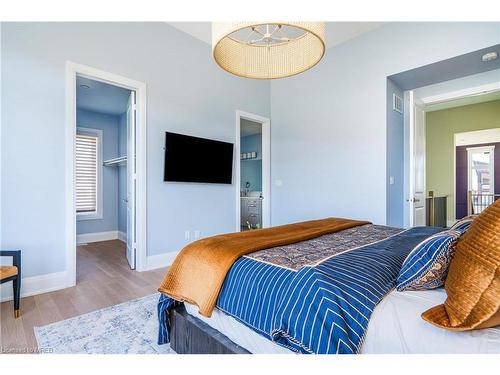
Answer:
[467,145,495,193]
[76,127,103,221]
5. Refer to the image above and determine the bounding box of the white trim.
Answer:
[420,82,500,106]
[235,110,271,232]
[466,145,496,152]
[402,90,411,228]
[76,230,120,244]
[145,251,179,271]
[66,61,148,291]
[405,92,426,227]
[118,231,127,243]
[467,145,495,193]
[447,219,457,228]
[0,271,68,303]
[407,91,416,227]
[0,24,2,249]
[455,128,500,146]
[453,130,500,220]
[65,62,77,288]
[75,127,103,221]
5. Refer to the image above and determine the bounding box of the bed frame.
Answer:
[169,304,251,354]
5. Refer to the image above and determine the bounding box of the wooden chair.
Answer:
[0,250,21,318]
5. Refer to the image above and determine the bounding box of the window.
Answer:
[76,128,103,220]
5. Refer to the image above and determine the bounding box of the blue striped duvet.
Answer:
[158,226,442,354]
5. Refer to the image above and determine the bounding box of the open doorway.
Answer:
[386,45,500,229]
[458,132,499,216]
[75,75,137,275]
[66,62,147,288]
[407,84,500,228]
[235,111,271,232]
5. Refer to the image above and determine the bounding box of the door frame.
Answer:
[406,92,426,227]
[454,128,500,224]
[235,110,271,232]
[466,145,495,192]
[126,91,137,269]
[404,84,500,227]
[65,61,148,288]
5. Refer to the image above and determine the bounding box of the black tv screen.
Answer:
[164,132,234,184]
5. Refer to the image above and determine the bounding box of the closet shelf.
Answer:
[103,156,127,167]
[241,157,262,162]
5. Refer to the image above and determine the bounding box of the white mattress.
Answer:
[184,288,500,354]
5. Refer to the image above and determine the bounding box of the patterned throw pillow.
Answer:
[449,215,477,234]
[396,229,461,291]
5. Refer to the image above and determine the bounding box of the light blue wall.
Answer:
[270,22,500,227]
[2,22,499,279]
[76,109,120,234]
[240,133,262,192]
[1,22,270,277]
[118,112,127,234]
[386,79,404,227]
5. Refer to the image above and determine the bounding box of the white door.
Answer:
[126,91,137,269]
[409,96,426,227]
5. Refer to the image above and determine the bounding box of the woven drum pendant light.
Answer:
[212,22,326,79]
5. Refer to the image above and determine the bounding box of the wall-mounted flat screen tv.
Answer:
[164,132,234,184]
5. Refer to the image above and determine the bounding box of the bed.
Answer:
[157,219,500,354]
[183,288,500,354]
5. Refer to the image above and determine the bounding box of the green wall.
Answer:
[426,99,500,223]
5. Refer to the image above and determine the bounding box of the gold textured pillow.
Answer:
[422,199,500,330]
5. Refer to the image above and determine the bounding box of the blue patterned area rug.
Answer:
[34,293,175,354]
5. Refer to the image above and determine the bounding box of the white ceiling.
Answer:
[168,22,386,49]
[76,76,131,116]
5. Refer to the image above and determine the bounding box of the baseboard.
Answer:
[117,231,126,243]
[144,251,178,271]
[0,271,69,303]
[76,230,119,244]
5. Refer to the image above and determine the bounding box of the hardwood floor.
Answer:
[0,240,167,353]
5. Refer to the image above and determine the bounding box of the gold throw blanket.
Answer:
[158,217,369,317]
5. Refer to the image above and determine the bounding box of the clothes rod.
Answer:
[103,156,127,166]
